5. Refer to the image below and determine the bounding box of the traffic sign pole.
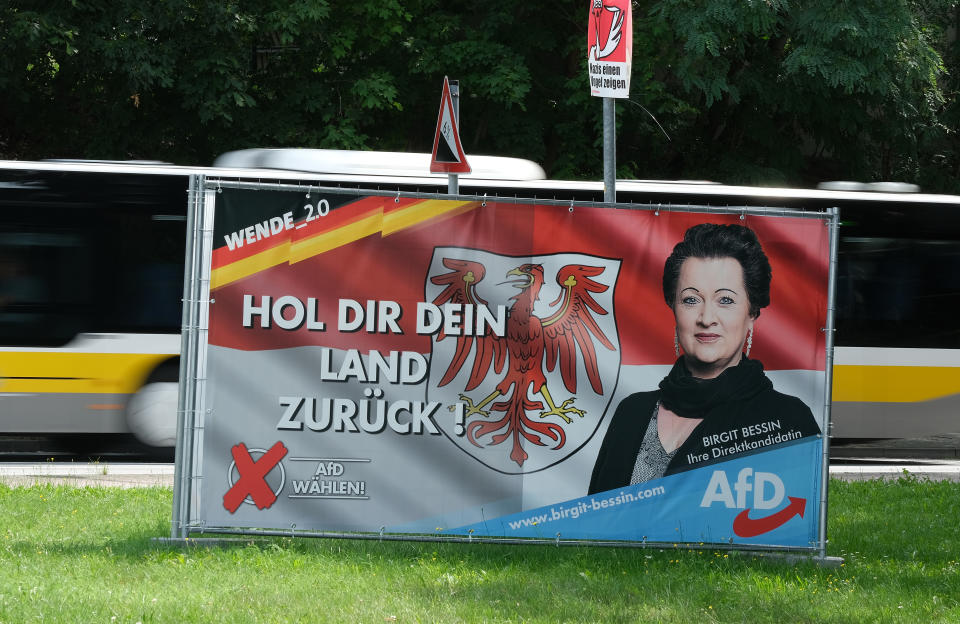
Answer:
[603,97,615,203]
[430,76,471,184]
[449,80,460,195]
[588,0,631,204]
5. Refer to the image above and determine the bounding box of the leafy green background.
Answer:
[2,1,957,192]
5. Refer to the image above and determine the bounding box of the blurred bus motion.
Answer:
[1,151,958,451]
[0,165,186,449]
[0,153,547,451]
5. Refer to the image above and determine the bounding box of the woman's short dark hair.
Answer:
[662,223,771,317]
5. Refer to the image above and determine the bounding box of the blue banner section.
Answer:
[443,437,823,548]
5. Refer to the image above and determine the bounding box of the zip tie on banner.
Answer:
[379,526,385,542]
[290,523,296,538]
[482,193,487,208]
[395,190,401,204]
[569,200,574,214]
[555,532,561,547]
[740,208,746,220]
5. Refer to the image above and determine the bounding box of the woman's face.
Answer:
[673,256,755,379]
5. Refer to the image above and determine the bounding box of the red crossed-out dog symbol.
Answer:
[223,441,288,513]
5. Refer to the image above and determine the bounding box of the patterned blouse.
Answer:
[629,403,677,484]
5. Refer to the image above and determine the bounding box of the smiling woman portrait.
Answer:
[588,223,821,493]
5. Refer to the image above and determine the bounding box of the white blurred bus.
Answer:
[1,150,958,449]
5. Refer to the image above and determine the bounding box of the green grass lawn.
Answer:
[0,476,957,623]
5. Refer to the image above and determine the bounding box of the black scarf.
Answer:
[658,356,772,420]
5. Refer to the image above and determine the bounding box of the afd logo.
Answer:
[699,468,807,537]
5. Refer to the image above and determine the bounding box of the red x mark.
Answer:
[223,441,288,513]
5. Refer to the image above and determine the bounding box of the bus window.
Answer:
[0,169,187,346]
[0,233,91,346]
[837,237,960,348]
[93,209,184,333]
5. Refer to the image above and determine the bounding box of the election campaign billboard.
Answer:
[179,182,834,551]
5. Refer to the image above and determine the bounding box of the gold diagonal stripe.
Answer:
[210,241,291,290]
[209,199,480,289]
[289,210,385,265]
[382,199,476,235]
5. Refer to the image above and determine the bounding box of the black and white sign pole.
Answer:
[603,98,615,203]
[449,80,460,195]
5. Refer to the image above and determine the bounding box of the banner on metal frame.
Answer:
[185,185,832,549]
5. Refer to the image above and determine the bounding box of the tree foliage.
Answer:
[638,0,954,187]
[0,1,956,192]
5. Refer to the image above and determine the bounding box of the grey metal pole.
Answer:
[603,97,616,203]
[818,206,841,558]
[171,174,202,538]
[448,79,460,195]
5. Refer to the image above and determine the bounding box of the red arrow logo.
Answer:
[732,496,806,537]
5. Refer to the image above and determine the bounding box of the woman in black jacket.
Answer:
[588,223,820,494]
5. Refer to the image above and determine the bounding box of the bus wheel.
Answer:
[126,362,179,447]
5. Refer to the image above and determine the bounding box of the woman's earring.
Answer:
[745,327,753,357]
[674,329,680,357]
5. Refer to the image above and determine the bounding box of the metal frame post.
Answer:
[171,174,204,538]
[818,206,841,558]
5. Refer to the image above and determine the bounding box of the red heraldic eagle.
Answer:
[431,258,616,467]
